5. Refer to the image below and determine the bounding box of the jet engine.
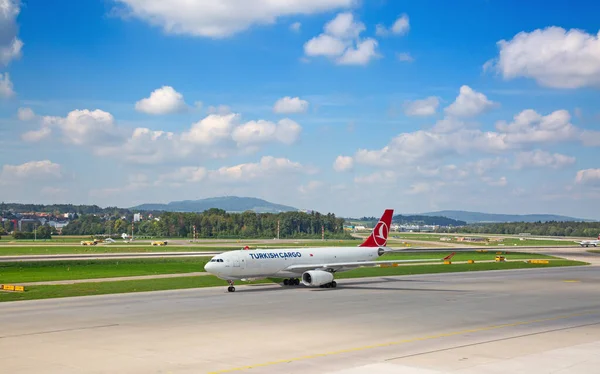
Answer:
[301,270,334,287]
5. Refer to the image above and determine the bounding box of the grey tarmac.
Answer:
[1,265,600,374]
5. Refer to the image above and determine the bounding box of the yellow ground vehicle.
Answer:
[80,240,98,246]
[151,241,168,246]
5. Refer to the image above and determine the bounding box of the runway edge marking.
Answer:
[207,310,600,374]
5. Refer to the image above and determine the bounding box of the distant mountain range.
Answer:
[418,210,596,223]
[131,196,299,214]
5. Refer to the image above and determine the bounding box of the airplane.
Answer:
[204,208,455,292]
[576,234,600,247]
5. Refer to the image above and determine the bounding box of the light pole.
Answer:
[34,222,37,241]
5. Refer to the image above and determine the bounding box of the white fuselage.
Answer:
[204,246,381,280]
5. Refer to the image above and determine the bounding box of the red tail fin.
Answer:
[359,209,394,247]
[443,252,456,261]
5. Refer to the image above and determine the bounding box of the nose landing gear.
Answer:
[227,280,235,292]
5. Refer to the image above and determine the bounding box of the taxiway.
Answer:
[1,265,600,373]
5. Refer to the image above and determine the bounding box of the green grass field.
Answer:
[0,259,587,303]
[0,251,556,284]
[0,258,210,283]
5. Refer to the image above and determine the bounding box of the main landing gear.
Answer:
[319,281,337,288]
[283,278,300,286]
[227,280,235,292]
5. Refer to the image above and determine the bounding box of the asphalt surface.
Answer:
[2,265,599,373]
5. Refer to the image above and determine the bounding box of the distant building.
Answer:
[456,236,486,242]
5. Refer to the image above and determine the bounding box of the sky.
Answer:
[0,0,600,219]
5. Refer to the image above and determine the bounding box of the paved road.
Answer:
[2,266,599,373]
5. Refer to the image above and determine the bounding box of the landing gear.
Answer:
[319,281,337,288]
[227,280,235,292]
[283,278,300,286]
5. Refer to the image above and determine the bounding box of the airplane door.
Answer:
[233,256,240,267]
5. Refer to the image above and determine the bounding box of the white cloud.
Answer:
[580,130,600,147]
[575,169,600,185]
[514,150,576,169]
[495,109,578,145]
[21,127,51,142]
[403,96,439,117]
[273,96,309,114]
[0,160,63,183]
[304,12,380,66]
[304,34,347,57]
[337,38,379,65]
[208,156,305,182]
[430,117,470,133]
[333,155,353,172]
[207,105,232,115]
[354,170,397,185]
[0,0,23,66]
[135,86,187,115]
[90,173,151,197]
[396,52,414,62]
[487,26,600,88]
[444,85,497,118]
[24,107,303,165]
[290,22,301,33]
[376,13,409,36]
[231,118,301,146]
[183,113,238,146]
[157,166,208,186]
[107,127,188,164]
[298,180,323,194]
[113,0,354,38]
[467,157,507,176]
[482,176,507,187]
[354,129,509,168]
[42,109,121,145]
[352,107,596,170]
[17,107,35,121]
[0,72,14,97]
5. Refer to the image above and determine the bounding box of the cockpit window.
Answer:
[211,259,224,262]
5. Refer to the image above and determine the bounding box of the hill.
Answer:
[131,196,299,214]
[418,210,595,223]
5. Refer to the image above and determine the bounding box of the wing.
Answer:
[284,253,455,273]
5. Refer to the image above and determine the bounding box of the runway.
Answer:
[2,266,600,373]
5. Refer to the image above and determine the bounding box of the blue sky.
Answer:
[1,0,600,219]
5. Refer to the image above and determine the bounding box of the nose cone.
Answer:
[204,261,216,273]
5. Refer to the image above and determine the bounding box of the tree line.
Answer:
[440,221,600,237]
[61,208,351,239]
